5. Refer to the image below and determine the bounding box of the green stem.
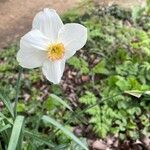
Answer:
[14,66,23,118]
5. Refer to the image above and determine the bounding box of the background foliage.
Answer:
[0,1,150,149]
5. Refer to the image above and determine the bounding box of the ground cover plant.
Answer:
[0,1,150,149]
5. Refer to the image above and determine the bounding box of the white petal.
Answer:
[58,23,87,59]
[20,29,50,51]
[42,59,65,84]
[17,49,47,69]
[17,29,49,69]
[32,8,63,41]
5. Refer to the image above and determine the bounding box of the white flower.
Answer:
[17,8,87,84]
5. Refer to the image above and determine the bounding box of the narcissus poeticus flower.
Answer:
[17,8,87,84]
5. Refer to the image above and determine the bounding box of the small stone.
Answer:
[81,75,89,82]
[93,140,107,150]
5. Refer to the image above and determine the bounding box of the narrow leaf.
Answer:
[0,93,14,117]
[14,66,23,118]
[42,115,88,150]
[24,130,55,148]
[50,94,72,111]
[53,144,69,150]
[0,112,13,125]
[8,115,24,150]
[0,124,11,133]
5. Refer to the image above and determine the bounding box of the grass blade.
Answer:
[42,115,88,150]
[0,124,11,133]
[14,66,23,118]
[50,94,72,111]
[53,144,69,150]
[7,115,24,150]
[24,130,55,148]
[0,112,13,125]
[0,93,14,118]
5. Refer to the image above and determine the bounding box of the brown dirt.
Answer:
[0,0,80,49]
[0,0,145,49]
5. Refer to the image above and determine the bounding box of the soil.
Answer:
[0,0,80,49]
[0,0,145,49]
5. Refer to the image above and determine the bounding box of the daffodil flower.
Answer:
[17,8,87,84]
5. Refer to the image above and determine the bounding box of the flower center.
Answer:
[47,43,65,61]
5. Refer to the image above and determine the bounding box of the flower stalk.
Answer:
[14,66,23,118]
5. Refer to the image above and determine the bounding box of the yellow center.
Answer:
[47,43,65,61]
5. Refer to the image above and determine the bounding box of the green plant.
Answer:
[0,1,150,149]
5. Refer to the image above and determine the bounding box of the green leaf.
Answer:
[79,91,97,105]
[128,130,139,140]
[67,56,89,74]
[0,112,13,125]
[53,144,69,150]
[116,77,129,91]
[16,102,25,112]
[0,124,11,133]
[42,115,88,150]
[70,138,88,150]
[124,90,143,98]
[0,93,14,117]
[43,98,55,110]
[143,91,150,95]
[92,59,109,75]
[68,56,81,69]
[8,115,24,150]
[24,130,55,148]
[50,94,72,111]
[124,90,150,98]
[14,66,23,118]
[132,6,142,22]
